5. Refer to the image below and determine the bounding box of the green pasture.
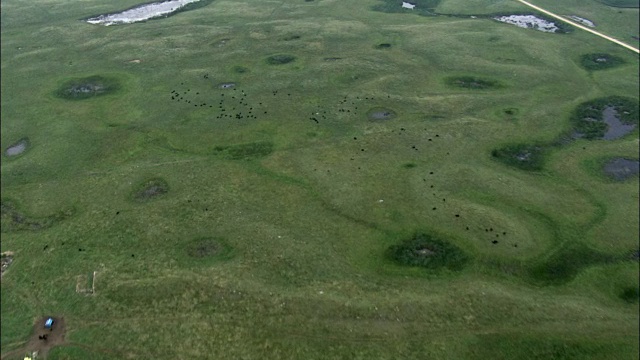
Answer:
[1,0,638,358]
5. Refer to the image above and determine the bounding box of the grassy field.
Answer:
[1,0,638,359]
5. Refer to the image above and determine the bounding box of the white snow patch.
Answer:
[567,15,595,28]
[402,2,416,9]
[494,15,559,33]
[87,0,201,26]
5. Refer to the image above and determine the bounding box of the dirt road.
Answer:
[515,0,640,54]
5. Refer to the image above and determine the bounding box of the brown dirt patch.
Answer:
[19,317,67,359]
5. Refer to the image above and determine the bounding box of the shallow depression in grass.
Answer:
[367,107,397,120]
[132,178,169,202]
[186,237,234,260]
[603,158,639,181]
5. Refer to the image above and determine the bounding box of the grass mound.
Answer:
[55,75,121,100]
[528,244,617,285]
[0,199,73,232]
[4,137,30,157]
[214,141,274,160]
[266,54,296,65]
[387,233,469,271]
[445,76,500,90]
[571,96,639,139]
[491,143,546,171]
[132,178,169,201]
[580,53,626,71]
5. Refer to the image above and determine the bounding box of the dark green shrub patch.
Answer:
[214,141,274,160]
[491,143,546,171]
[266,54,296,65]
[132,178,169,202]
[55,75,121,100]
[528,244,617,285]
[187,237,233,259]
[387,233,470,271]
[445,76,501,89]
[571,96,638,139]
[619,287,639,303]
[580,53,626,70]
[233,66,249,74]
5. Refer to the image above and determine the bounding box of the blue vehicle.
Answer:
[44,318,54,330]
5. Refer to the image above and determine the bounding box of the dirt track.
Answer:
[515,0,640,54]
[1,317,65,360]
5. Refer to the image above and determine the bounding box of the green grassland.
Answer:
[1,0,638,358]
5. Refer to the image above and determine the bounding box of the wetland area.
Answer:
[1,0,638,358]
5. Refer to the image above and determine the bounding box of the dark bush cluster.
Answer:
[387,233,469,271]
[266,55,296,65]
[491,143,546,171]
[571,96,639,139]
[55,75,121,100]
[580,53,625,71]
[446,76,501,90]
